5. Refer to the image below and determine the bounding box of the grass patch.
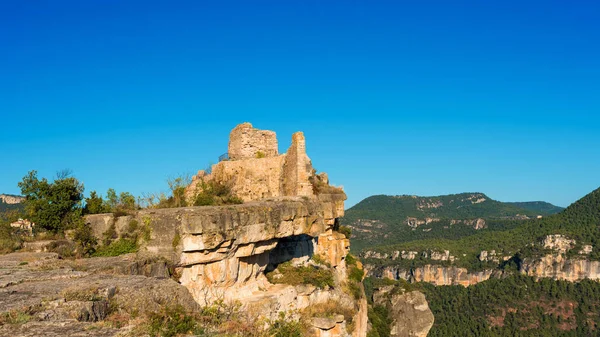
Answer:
[266,261,335,289]
[336,225,352,239]
[172,232,181,250]
[61,286,103,302]
[268,312,306,337]
[1,309,32,325]
[311,253,331,267]
[148,305,203,337]
[93,238,138,257]
[193,179,244,206]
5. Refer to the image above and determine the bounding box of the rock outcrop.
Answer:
[186,123,336,202]
[368,264,495,286]
[0,194,24,204]
[0,252,199,336]
[364,235,600,287]
[83,123,363,337]
[522,255,600,282]
[373,287,434,337]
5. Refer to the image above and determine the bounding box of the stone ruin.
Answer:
[186,122,332,202]
[84,123,366,336]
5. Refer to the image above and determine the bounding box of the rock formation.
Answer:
[368,264,495,287]
[364,234,600,288]
[186,123,342,203]
[0,194,24,204]
[373,286,434,337]
[84,123,365,337]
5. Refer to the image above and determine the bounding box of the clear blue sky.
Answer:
[1,0,598,208]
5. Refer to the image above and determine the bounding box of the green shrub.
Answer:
[311,254,331,267]
[268,312,306,337]
[102,222,118,246]
[172,233,181,250]
[73,221,97,257]
[141,216,152,241]
[337,225,352,239]
[1,309,32,325]
[367,305,391,337]
[348,265,364,283]
[345,253,357,266]
[148,305,202,337]
[18,170,84,233]
[93,239,138,257]
[266,261,334,289]
[47,239,78,258]
[193,179,243,206]
[0,222,22,254]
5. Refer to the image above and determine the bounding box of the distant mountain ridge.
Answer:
[0,194,24,214]
[342,192,564,252]
[505,201,564,215]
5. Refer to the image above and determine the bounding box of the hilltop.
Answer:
[505,201,564,215]
[363,186,600,271]
[362,187,600,336]
[0,194,24,214]
[342,192,563,252]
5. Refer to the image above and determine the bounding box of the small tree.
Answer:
[84,191,109,214]
[18,170,84,232]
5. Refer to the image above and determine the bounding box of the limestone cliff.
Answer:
[373,287,434,337]
[85,123,365,337]
[522,255,600,282]
[0,194,24,204]
[363,235,600,287]
[87,194,366,336]
[368,264,495,287]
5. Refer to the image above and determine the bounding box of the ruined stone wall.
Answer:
[228,122,278,160]
[210,155,286,202]
[187,124,334,203]
[282,132,314,197]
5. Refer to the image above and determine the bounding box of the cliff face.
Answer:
[373,287,434,337]
[522,255,600,281]
[84,123,366,336]
[364,235,600,287]
[87,195,365,336]
[368,265,495,287]
[0,194,24,205]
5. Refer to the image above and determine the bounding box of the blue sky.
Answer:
[1,0,598,208]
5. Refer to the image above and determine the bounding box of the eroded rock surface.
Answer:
[0,252,198,336]
[374,287,434,337]
[186,123,322,202]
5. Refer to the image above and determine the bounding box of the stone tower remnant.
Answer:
[187,122,339,203]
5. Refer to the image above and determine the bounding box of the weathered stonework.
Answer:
[84,123,358,336]
[186,123,337,203]
[374,288,434,337]
[228,122,278,160]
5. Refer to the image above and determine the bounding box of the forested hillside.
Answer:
[363,187,600,271]
[342,193,564,252]
[398,275,599,336]
[506,201,564,215]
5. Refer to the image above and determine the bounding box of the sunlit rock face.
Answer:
[368,264,495,286]
[86,122,365,337]
[374,286,434,337]
[186,123,318,203]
